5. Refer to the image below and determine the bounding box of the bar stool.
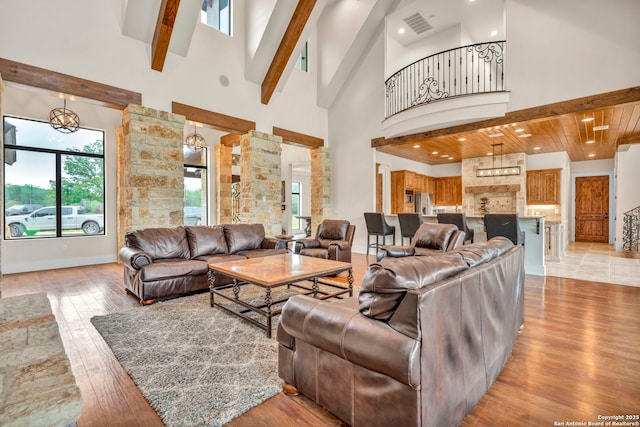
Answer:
[484,213,525,245]
[436,213,475,244]
[364,212,396,256]
[397,212,423,245]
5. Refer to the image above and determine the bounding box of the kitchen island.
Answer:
[385,214,546,276]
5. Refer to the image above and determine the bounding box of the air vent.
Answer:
[403,13,432,35]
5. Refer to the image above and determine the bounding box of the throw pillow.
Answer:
[185,225,228,257]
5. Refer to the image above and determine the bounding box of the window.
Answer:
[184,146,207,226]
[3,116,105,239]
[201,0,231,35]
[295,42,308,72]
[291,182,301,230]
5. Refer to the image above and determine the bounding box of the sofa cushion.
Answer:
[237,248,287,258]
[185,225,228,257]
[139,259,207,281]
[359,254,468,321]
[126,227,190,260]
[224,224,265,254]
[451,237,514,267]
[318,220,349,241]
[412,223,457,251]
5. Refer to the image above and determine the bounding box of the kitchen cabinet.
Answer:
[391,170,416,214]
[434,176,462,206]
[527,169,561,204]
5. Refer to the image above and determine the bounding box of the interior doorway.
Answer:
[575,175,609,243]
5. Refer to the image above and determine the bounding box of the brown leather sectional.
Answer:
[119,224,286,304]
[277,236,524,427]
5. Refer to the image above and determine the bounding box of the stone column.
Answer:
[215,143,233,224]
[310,146,332,232]
[118,105,185,249]
[0,75,4,297]
[239,130,282,236]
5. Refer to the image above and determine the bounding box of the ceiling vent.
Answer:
[403,13,432,35]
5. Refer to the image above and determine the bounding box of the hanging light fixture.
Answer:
[476,143,521,177]
[49,99,79,133]
[185,125,205,151]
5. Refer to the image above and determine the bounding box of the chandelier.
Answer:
[49,99,80,133]
[476,143,521,177]
[185,126,205,151]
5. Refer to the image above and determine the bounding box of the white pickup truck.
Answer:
[7,206,104,237]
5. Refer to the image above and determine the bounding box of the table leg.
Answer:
[312,277,319,297]
[348,268,354,297]
[208,270,216,307]
[265,288,272,338]
[233,279,240,300]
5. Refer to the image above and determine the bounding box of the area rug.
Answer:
[91,291,285,427]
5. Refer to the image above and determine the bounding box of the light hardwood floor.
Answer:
[2,250,639,426]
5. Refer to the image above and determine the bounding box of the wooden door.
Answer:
[575,175,609,243]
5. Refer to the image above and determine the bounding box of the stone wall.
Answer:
[215,143,233,224]
[310,146,332,232]
[118,105,185,250]
[239,130,282,236]
[461,153,527,216]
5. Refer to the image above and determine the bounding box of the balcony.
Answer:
[383,41,510,138]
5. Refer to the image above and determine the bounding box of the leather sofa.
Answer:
[377,222,465,260]
[293,219,355,263]
[277,237,524,427]
[119,224,286,304]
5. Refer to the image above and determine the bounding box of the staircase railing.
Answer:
[385,41,506,119]
[622,205,640,257]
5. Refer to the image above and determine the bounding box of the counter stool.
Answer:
[484,213,525,245]
[437,213,474,244]
[364,212,396,256]
[397,213,423,245]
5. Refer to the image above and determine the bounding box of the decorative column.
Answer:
[310,146,332,231]
[118,105,185,250]
[239,130,282,236]
[214,143,233,224]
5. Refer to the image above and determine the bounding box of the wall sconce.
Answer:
[49,99,79,133]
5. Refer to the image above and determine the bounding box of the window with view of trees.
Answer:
[291,182,301,230]
[184,145,207,226]
[3,116,105,239]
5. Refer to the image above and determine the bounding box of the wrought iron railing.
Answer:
[622,205,639,255]
[231,182,240,223]
[385,41,506,119]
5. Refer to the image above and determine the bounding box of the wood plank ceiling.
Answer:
[373,87,640,165]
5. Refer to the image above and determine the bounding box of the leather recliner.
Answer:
[293,219,355,263]
[377,222,465,261]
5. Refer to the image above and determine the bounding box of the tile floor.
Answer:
[545,242,640,287]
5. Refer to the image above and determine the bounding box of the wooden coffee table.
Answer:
[207,254,353,337]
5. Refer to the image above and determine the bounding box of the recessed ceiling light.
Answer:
[593,125,609,131]
[581,117,594,122]
[440,154,449,158]
[398,27,405,35]
[588,153,596,157]
[515,128,524,133]
[487,152,494,155]
[432,151,439,155]
[458,137,466,141]
[586,140,595,144]
[533,147,541,150]
[490,30,498,36]
[519,133,532,138]
[488,132,504,138]
[413,144,420,148]
[448,156,454,160]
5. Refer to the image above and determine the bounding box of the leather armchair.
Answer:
[294,219,356,263]
[378,223,465,261]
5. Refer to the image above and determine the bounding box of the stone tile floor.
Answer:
[545,242,640,287]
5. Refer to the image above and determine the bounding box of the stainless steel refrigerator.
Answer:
[415,193,432,215]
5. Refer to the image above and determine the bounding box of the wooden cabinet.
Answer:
[391,170,416,214]
[527,169,561,204]
[434,176,462,206]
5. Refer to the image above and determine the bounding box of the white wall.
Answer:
[615,145,640,250]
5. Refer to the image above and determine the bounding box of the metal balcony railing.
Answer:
[622,205,640,256]
[385,41,506,119]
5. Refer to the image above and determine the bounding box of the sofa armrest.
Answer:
[293,239,320,253]
[279,295,420,388]
[261,237,286,250]
[377,245,415,261]
[328,241,352,262]
[119,246,153,270]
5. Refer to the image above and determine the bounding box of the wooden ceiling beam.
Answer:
[273,126,323,149]
[220,133,242,147]
[372,86,640,148]
[172,101,256,134]
[261,0,316,105]
[151,0,180,72]
[0,57,141,109]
